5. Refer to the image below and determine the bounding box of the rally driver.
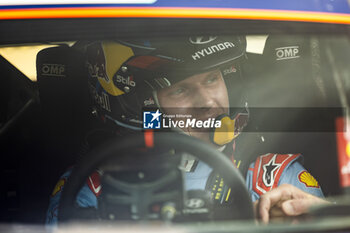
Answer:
[46,36,326,225]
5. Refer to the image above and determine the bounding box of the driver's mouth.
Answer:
[194,107,227,122]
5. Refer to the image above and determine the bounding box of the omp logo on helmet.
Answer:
[143,109,162,129]
[41,63,65,77]
[191,42,235,61]
[189,36,217,44]
[275,46,300,60]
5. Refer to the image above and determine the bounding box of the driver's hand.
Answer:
[254,184,328,223]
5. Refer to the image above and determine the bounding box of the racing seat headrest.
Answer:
[36,45,89,142]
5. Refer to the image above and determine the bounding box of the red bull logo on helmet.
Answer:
[89,83,111,112]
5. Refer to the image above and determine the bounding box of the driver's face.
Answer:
[157,69,229,145]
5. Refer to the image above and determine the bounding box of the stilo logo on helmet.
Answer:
[113,65,137,94]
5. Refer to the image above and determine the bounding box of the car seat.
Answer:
[33,45,90,222]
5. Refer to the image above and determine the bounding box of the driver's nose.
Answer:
[192,86,216,108]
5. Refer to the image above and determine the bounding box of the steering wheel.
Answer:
[58,132,254,222]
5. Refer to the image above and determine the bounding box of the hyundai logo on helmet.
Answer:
[189,36,217,45]
[191,42,235,61]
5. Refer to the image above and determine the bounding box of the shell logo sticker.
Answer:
[51,178,66,197]
[298,171,320,188]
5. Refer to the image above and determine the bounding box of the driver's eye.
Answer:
[169,87,186,97]
[204,75,219,85]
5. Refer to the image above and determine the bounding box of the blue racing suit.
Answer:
[46,153,323,225]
